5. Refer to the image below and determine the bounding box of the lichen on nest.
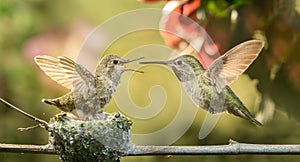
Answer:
[47,112,133,162]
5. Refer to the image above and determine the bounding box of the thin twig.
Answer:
[1,140,300,155]
[0,98,48,128]
[18,125,40,131]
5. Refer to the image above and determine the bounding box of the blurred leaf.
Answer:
[202,0,251,17]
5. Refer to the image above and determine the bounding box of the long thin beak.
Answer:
[139,61,168,65]
[125,69,144,73]
[122,56,145,73]
[123,56,145,64]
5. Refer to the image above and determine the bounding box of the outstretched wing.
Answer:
[34,55,96,99]
[204,40,264,93]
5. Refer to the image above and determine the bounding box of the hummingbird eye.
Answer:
[176,60,183,65]
[112,60,119,65]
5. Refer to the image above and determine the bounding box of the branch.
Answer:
[0,144,56,154]
[1,140,300,155]
[0,98,48,128]
[129,140,300,155]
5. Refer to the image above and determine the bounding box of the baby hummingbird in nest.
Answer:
[140,40,264,126]
[35,54,143,120]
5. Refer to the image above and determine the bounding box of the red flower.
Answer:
[139,0,220,68]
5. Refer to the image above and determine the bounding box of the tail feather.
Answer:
[42,98,56,105]
[41,92,75,113]
[225,87,262,126]
[246,112,263,126]
[230,107,263,126]
[251,117,263,126]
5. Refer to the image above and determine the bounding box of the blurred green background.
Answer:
[1,0,300,162]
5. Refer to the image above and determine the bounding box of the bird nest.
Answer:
[47,112,133,162]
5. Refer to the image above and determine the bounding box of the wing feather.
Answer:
[204,40,264,93]
[34,55,95,99]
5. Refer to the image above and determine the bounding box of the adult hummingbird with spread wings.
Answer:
[140,40,264,126]
[35,54,143,120]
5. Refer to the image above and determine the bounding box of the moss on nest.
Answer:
[47,112,133,162]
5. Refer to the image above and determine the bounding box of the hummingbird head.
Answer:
[140,55,205,82]
[96,54,144,80]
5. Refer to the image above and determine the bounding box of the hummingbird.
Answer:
[35,54,143,120]
[140,40,264,126]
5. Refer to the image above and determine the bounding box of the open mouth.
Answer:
[123,56,145,73]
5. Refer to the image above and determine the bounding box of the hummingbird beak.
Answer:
[139,61,168,65]
[125,69,144,73]
[122,56,145,64]
[122,56,145,73]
